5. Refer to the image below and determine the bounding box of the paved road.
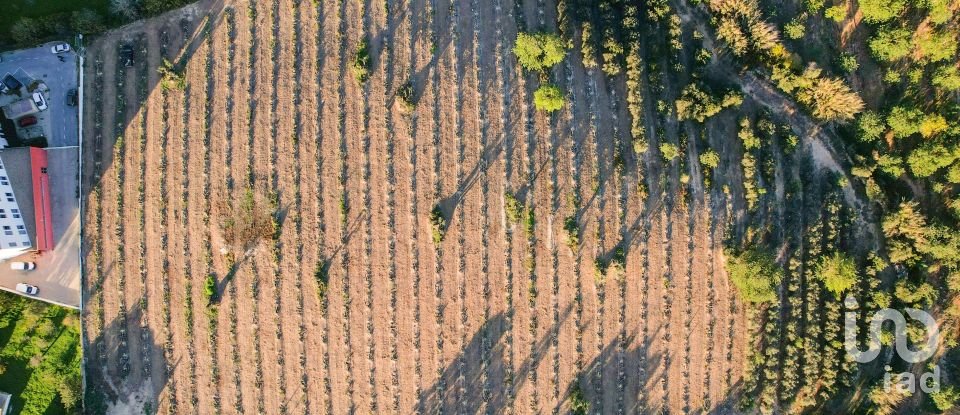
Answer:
[0,41,80,148]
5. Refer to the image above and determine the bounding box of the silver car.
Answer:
[15,283,38,295]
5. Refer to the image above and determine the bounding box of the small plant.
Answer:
[396,80,415,111]
[314,259,329,302]
[430,205,446,244]
[569,381,590,415]
[203,274,217,304]
[158,59,185,91]
[563,215,579,251]
[593,258,609,284]
[505,192,525,223]
[352,38,371,84]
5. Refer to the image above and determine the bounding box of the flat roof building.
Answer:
[0,147,52,260]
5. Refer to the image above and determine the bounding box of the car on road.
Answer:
[11,261,36,271]
[15,283,38,295]
[66,88,78,106]
[32,92,47,111]
[51,43,70,54]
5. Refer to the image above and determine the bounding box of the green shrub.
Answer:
[534,84,565,113]
[315,259,329,302]
[397,80,415,111]
[505,192,525,224]
[430,205,446,244]
[203,274,217,304]
[569,382,590,414]
[563,215,579,250]
[824,5,846,22]
[700,150,720,170]
[784,16,806,39]
[352,38,371,84]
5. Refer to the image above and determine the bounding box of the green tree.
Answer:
[10,17,41,45]
[660,142,680,161]
[700,150,720,169]
[70,9,106,34]
[858,111,885,142]
[825,5,846,22]
[931,385,960,411]
[534,84,565,112]
[513,32,566,72]
[726,248,782,304]
[869,28,912,61]
[914,30,957,63]
[785,16,806,39]
[859,0,907,23]
[908,143,957,177]
[816,253,859,298]
[886,106,923,138]
[933,65,960,91]
[838,53,859,73]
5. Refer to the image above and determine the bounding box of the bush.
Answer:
[315,259,329,302]
[569,382,590,414]
[140,0,193,17]
[838,53,859,73]
[396,80,415,111]
[859,0,907,23]
[352,39,371,84]
[505,192,525,223]
[857,111,885,142]
[430,205,446,244]
[931,385,960,411]
[534,84,564,112]
[158,59,186,91]
[203,274,217,304]
[726,248,782,304]
[563,215,579,250]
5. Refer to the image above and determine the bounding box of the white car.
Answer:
[15,283,38,295]
[51,43,70,54]
[10,261,35,271]
[32,92,47,111]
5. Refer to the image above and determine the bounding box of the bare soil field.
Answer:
[78,0,851,413]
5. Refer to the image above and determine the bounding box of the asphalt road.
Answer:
[0,41,79,148]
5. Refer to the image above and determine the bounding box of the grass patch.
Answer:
[0,291,82,415]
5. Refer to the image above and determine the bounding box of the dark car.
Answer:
[2,74,21,92]
[66,88,78,106]
[18,116,37,128]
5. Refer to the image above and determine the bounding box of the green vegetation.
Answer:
[203,274,217,304]
[0,292,82,415]
[513,32,567,72]
[815,253,858,298]
[352,38,371,84]
[1,0,194,47]
[314,259,329,303]
[675,83,743,122]
[568,382,590,414]
[158,58,186,91]
[396,80,415,112]
[726,248,782,304]
[533,84,564,113]
[429,205,446,245]
[563,215,580,251]
[660,142,680,162]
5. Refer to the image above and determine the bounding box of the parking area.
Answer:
[0,42,80,308]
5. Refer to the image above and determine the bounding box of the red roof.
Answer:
[30,147,52,251]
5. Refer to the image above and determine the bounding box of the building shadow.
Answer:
[83,298,170,414]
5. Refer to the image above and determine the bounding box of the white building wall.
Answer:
[0,159,32,260]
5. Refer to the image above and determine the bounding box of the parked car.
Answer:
[120,44,134,67]
[32,92,47,111]
[18,116,36,128]
[11,261,36,271]
[15,283,38,295]
[66,88,78,106]
[51,43,70,54]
